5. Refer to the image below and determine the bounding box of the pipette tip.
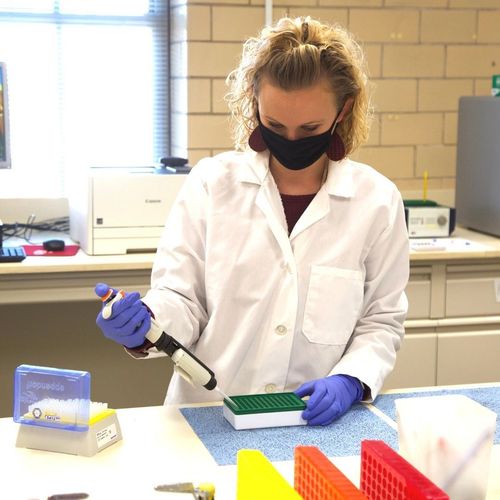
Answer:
[215,386,237,408]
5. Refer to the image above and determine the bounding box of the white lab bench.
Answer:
[2,227,500,306]
[0,249,154,304]
[0,227,499,415]
[0,384,498,500]
[0,242,169,417]
[386,227,500,391]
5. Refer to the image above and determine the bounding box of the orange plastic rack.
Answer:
[294,446,367,499]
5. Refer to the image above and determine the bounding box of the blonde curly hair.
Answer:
[225,16,373,156]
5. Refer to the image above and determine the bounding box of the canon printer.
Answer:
[69,164,188,255]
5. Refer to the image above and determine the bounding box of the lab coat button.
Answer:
[275,325,287,335]
[265,384,276,393]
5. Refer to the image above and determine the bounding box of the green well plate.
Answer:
[224,392,306,415]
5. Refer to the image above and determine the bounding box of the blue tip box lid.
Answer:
[13,365,91,431]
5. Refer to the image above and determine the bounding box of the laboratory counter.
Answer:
[1,226,500,416]
[0,383,498,500]
[1,226,500,305]
[2,226,500,273]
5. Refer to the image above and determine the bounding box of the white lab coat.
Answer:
[142,150,409,404]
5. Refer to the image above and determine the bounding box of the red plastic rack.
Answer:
[360,440,449,500]
[294,446,368,499]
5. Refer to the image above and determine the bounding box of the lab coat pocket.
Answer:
[303,266,364,345]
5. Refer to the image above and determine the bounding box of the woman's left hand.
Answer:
[294,374,363,426]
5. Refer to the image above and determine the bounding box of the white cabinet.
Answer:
[445,264,500,317]
[383,332,437,390]
[397,251,500,390]
[436,328,500,385]
[406,268,432,319]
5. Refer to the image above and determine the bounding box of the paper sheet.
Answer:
[410,238,489,252]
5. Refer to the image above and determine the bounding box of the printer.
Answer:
[69,167,188,255]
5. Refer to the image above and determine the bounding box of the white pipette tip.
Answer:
[215,386,237,408]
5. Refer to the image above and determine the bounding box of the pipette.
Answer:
[100,288,236,407]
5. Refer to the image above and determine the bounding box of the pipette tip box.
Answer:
[223,392,306,430]
[13,364,122,456]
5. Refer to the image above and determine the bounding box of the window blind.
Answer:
[0,0,170,197]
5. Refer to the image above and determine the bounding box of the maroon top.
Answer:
[280,193,316,234]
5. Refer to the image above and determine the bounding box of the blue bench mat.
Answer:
[373,386,500,444]
[180,403,397,466]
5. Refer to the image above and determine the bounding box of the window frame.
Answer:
[0,0,171,195]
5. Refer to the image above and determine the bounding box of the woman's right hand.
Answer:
[94,283,151,348]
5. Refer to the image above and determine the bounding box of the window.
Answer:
[0,0,170,197]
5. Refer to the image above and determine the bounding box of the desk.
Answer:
[1,227,500,413]
[0,250,154,305]
[0,384,498,500]
[2,226,500,305]
[388,227,500,391]
[0,236,164,418]
[0,232,168,416]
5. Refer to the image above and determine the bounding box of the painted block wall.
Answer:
[170,0,500,198]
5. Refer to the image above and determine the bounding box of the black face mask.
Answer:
[259,120,335,170]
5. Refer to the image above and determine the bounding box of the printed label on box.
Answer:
[96,423,117,448]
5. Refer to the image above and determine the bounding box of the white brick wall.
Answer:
[171,0,500,194]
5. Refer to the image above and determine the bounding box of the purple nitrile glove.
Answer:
[95,282,151,348]
[294,374,363,426]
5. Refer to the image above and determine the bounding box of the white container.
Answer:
[395,395,496,500]
[223,404,306,430]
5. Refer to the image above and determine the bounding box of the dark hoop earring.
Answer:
[248,127,267,152]
[326,130,345,161]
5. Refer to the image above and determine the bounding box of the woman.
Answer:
[95,16,409,426]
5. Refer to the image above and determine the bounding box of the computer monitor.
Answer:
[0,62,11,169]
